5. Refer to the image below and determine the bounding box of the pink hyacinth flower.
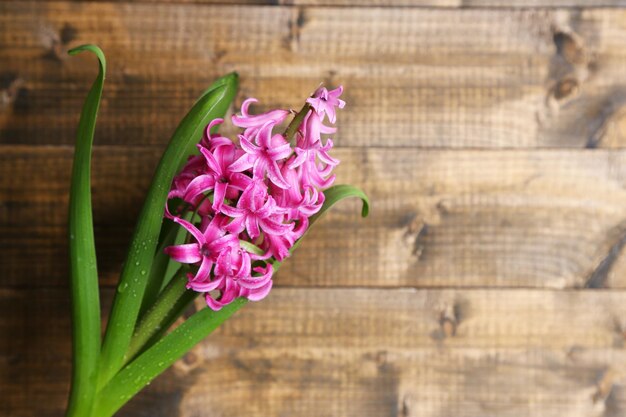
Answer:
[232,98,290,139]
[205,278,240,311]
[290,111,339,188]
[272,158,324,220]
[260,219,308,261]
[182,143,251,211]
[168,154,206,200]
[307,86,345,124]
[221,181,293,240]
[239,264,274,301]
[164,214,238,285]
[229,122,293,189]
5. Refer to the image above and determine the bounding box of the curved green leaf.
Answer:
[98,72,239,387]
[311,184,369,223]
[65,44,105,417]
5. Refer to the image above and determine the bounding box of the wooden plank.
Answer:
[15,0,626,8]
[3,287,626,417]
[4,3,626,148]
[4,146,626,289]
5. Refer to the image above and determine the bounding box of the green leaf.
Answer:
[311,184,369,223]
[98,72,239,387]
[92,299,247,417]
[65,44,105,417]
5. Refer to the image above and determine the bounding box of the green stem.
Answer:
[125,268,198,364]
[283,102,311,143]
[65,45,105,417]
[92,299,247,417]
[138,218,178,317]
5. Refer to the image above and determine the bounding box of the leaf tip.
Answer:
[68,44,106,73]
[361,198,370,218]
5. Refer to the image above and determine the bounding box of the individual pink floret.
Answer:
[306,86,345,124]
[229,122,293,189]
[220,181,293,240]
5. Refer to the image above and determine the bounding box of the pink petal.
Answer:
[317,148,340,166]
[206,279,239,311]
[246,279,273,301]
[164,243,201,264]
[239,270,272,289]
[267,143,293,160]
[212,181,228,210]
[259,217,293,236]
[192,256,213,282]
[245,216,261,240]
[288,150,308,169]
[220,203,244,218]
[239,136,260,155]
[199,146,223,176]
[229,172,252,191]
[225,216,246,235]
[266,161,291,190]
[319,124,337,135]
[183,174,215,202]
[188,275,223,292]
[172,217,205,245]
[206,234,239,254]
[228,153,254,173]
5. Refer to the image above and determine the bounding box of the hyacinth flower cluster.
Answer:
[163,86,346,310]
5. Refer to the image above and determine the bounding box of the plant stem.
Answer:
[92,298,247,417]
[138,219,179,317]
[283,102,311,143]
[125,268,198,364]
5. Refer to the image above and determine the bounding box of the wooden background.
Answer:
[4,1,626,416]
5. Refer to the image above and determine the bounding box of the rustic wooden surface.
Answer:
[3,1,626,417]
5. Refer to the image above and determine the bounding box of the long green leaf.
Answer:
[98,73,239,387]
[65,44,105,417]
[93,298,247,417]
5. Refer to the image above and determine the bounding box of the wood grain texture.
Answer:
[4,3,626,417]
[5,146,626,289]
[3,287,626,417]
[17,0,626,8]
[5,3,626,148]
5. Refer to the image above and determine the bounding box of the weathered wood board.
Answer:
[3,288,626,417]
[20,0,626,8]
[4,146,626,289]
[5,3,626,148]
